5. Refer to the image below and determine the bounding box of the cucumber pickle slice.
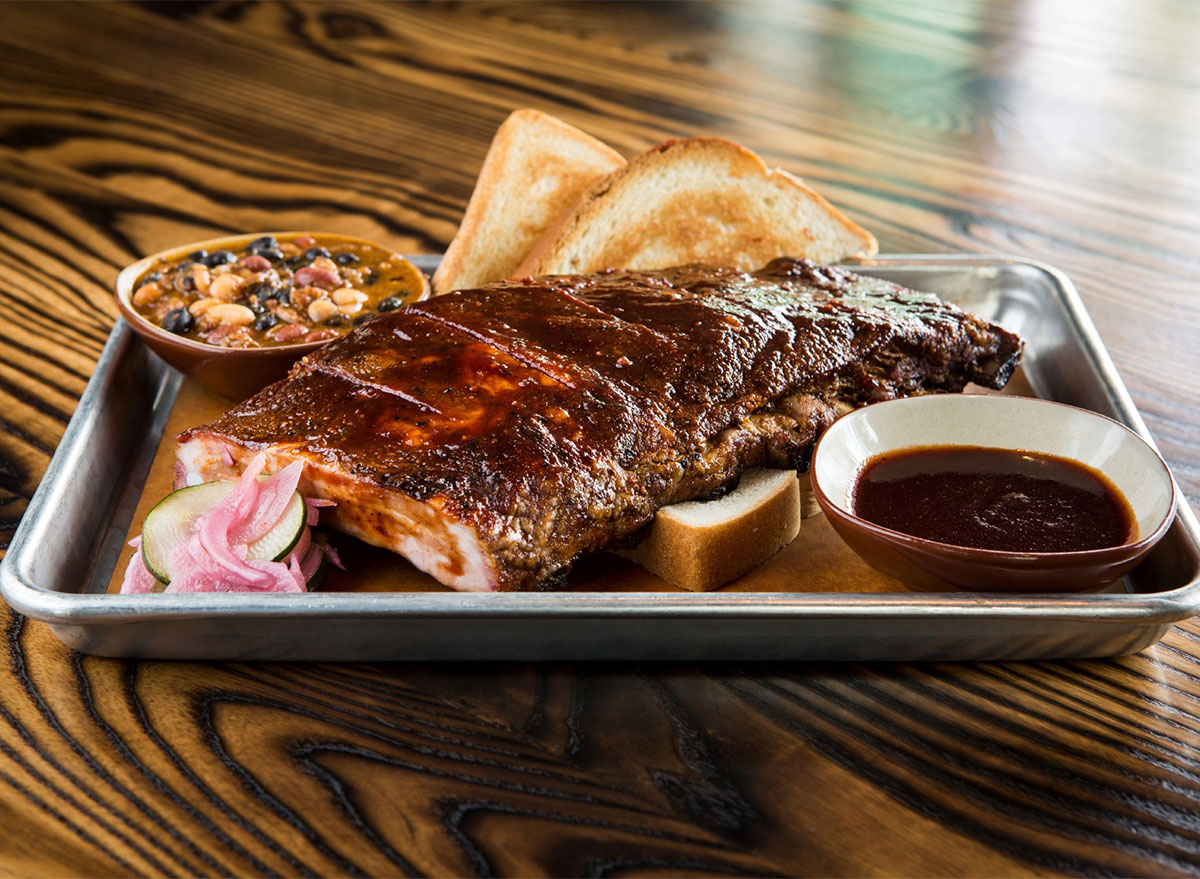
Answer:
[141,478,307,584]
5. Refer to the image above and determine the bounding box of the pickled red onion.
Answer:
[118,454,338,594]
[119,536,158,594]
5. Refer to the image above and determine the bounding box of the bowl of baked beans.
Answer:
[115,232,430,399]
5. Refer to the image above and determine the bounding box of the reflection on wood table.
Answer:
[1,1,1200,876]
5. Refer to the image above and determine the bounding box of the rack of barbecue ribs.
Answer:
[177,259,1022,591]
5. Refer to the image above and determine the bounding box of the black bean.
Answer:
[285,255,306,269]
[201,249,237,267]
[142,271,162,284]
[246,280,284,303]
[186,250,207,262]
[275,282,292,304]
[248,235,278,252]
[172,262,195,292]
[334,251,360,265]
[246,299,266,315]
[258,247,283,262]
[162,308,194,334]
[377,296,403,312]
[363,269,378,285]
[252,313,278,332]
[304,246,331,261]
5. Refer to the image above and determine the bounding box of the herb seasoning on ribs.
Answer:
[176,259,1023,591]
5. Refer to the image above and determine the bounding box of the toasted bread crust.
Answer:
[432,109,624,294]
[516,136,877,277]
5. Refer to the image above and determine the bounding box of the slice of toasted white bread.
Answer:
[516,137,877,278]
[618,469,802,592]
[432,109,625,294]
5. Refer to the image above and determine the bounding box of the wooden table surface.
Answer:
[2,2,1200,876]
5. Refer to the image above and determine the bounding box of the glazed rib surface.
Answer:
[176,259,1022,591]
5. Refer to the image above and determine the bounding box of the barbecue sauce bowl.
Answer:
[115,232,429,401]
[811,395,1178,593]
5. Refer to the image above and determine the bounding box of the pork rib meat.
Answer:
[176,259,1022,591]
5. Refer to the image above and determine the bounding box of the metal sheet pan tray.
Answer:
[3,255,1198,661]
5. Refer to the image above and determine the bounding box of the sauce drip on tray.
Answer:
[850,445,1135,553]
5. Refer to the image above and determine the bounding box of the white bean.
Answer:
[206,303,255,326]
[207,273,244,301]
[307,299,340,323]
[331,287,367,306]
[132,282,161,307]
[190,263,211,294]
[188,297,220,317]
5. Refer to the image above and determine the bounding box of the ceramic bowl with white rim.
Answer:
[810,395,1178,592]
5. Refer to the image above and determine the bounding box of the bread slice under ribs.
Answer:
[176,259,1022,591]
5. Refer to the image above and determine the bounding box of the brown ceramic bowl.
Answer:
[115,232,430,400]
[810,395,1178,593]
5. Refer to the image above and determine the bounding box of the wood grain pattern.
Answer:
[2,1,1200,875]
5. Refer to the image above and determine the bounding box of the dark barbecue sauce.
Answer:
[851,446,1135,553]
